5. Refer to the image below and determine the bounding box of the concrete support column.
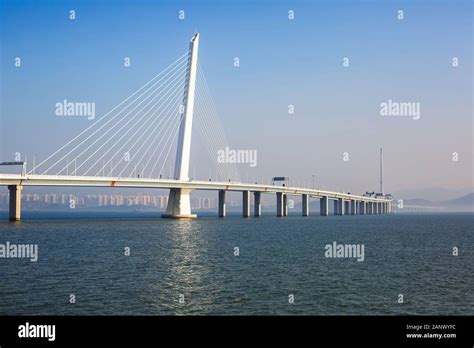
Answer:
[277,192,284,217]
[242,191,250,217]
[334,200,338,215]
[320,196,329,216]
[336,198,344,215]
[8,185,22,222]
[302,194,309,217]
[350,200,356,215]
[367,202,373,214]
[344,200,350,215]
[374,202,379,214]
[360,201,366,215]
[254,192,262,217]
[218,190,226,218]
[283,194,288,216]
[162,188,196,219]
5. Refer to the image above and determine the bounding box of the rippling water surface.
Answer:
[0,212,472,315]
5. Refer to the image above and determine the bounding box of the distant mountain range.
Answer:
[399,193,473,212]
[392,187,472,201]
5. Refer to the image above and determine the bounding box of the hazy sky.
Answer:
[1,0,472,196]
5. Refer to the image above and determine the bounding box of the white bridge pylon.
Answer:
[162,33,199,218]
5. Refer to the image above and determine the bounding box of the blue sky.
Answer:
[1,0,472,196]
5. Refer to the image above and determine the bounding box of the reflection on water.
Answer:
[165,220,209,314]
[0,212,472,315]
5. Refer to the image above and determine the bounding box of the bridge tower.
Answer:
[162,33,199,218]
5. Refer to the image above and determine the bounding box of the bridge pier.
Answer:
[350,200,356,215]
[345,201,349,214]
[243,191,250,217]
[8,185,22,222]
[302,194,309,216]
[276,192,287,217]
[344,200,350,215]
[320,196,329,216]
[254,191,262,217]
[374,202,379,214]
[162,188,197,218]
[336,198,344,215]
[360,201,366,215]
[277,192,283,217]
[218,190,226,217]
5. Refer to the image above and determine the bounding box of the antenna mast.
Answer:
[380,147,384,195]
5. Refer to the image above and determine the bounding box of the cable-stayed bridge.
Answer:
[0,33,391,221]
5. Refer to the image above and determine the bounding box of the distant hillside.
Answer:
[399,193,473,212]
[403,198,434,206]
[393,187,471,201]
[441,193,474,207]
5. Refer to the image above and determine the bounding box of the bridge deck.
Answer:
[0,174,389,203]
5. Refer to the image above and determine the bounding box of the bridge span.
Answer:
[0,173,391,221]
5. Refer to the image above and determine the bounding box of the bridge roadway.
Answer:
[0,173,392,221]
